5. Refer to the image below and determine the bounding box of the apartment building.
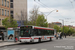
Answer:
[0,0,27,29]
[0,0,10,29]
[10,0,27,26]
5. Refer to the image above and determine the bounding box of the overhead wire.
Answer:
[34,1,57,17]
[69,0,75,11]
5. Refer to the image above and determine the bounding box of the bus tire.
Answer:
[50,37,52,41]
[20,40,21,42]
[39,38,41,43]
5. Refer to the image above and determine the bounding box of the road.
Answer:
[0,36,75,50]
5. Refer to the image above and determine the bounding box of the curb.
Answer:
[0,43,21,48]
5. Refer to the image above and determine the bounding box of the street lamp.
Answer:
[59,19,64,37]
[46,9,58,21]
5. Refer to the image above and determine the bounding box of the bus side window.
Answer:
[52,30,54,35]
[49,30,51,35]
[30,29,34,36]
[38,29,41,36]
[33,29,38,36]
[47,30,50,35]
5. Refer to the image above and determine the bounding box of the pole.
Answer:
[59,19,64,37]
[63,20,64,37]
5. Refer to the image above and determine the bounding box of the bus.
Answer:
[19,26,56,42]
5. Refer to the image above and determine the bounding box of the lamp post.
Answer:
[59,19,64,37]
[46,9,58,21]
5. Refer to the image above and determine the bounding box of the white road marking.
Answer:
[11,48,18,50]
[3,48,9,50]
[20,48,28,50]
[30,48,37,50]
[41,49,47,50]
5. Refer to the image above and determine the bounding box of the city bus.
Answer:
[19,26,56,43]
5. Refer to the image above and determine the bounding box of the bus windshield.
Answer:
[20,29,31,37]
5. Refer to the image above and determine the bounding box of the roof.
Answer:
[20,25,54,30]
[52,22,61,23]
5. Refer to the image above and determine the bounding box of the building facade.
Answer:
[48,22,62,28]
[10,0,27,26]
[0,0,10,29]
[0,0,27,29]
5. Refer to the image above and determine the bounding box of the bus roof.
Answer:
[33,26,54,30]
[20,25,54,30]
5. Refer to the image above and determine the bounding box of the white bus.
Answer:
[19,26,56,43]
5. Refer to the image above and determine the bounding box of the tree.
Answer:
[68,27,74,35]
[61,26,75,35]
[9,17,18,27]
[36,14,48,27]
[2,18,10,29]
[16,10,27,26]
[29,6,39,25]
[2,17,18,29]
[54,25,61,32]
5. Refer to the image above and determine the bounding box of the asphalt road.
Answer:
[0,36,75,50]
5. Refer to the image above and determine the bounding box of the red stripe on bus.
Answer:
[34,27,53,30]
[20,38,32,39]
[34,38,39,39]
[51,37,54,38]
[47,37,54,38]
[47,37,50,38]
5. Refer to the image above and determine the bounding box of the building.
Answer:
[48,22,62,28]
[0,0,10,30]
[10,0,27,26]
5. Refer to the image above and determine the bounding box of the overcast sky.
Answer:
[27,0,75,26]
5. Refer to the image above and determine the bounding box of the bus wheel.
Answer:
[39,38,41,43]
[20,41,21,42]
[50,37,52,41]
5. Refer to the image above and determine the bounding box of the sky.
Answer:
[27,0,75,26]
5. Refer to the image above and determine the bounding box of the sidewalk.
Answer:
[0,40,20,47]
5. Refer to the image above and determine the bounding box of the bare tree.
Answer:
[29,6,39,25]
[16,10,27,26]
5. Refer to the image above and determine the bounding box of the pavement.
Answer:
[0,40,20,48]
[0,36,75,50]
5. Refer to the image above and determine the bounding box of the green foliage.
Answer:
[68,28,74,35]
[36,14,48,27]
[61,26,75,35]
[2,17,18,29]
[54,25,61,32]
[24,21,34,25]
[2,18,10,29]
[61,26,69,33]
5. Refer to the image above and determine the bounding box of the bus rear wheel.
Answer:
[39,38,41,43]
[50,37,52,41]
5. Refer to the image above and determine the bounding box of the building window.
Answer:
[5,10,6,16]
[0,9,1,15]
[10,3,13,8]
[2,19,4,25]
[10,0,13,2]
[5,0,6,6]
[0,19,1,25]
[7,11,9,16]
[2,9,4,16]
[10,11,13,13]
[11,15,13,18]
[7,1,9,7]
[2,0,4,6]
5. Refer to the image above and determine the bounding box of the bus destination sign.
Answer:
[20,26,32,29]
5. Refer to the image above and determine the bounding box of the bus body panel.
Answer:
[19,26,55,43]
[19,35,54,42]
